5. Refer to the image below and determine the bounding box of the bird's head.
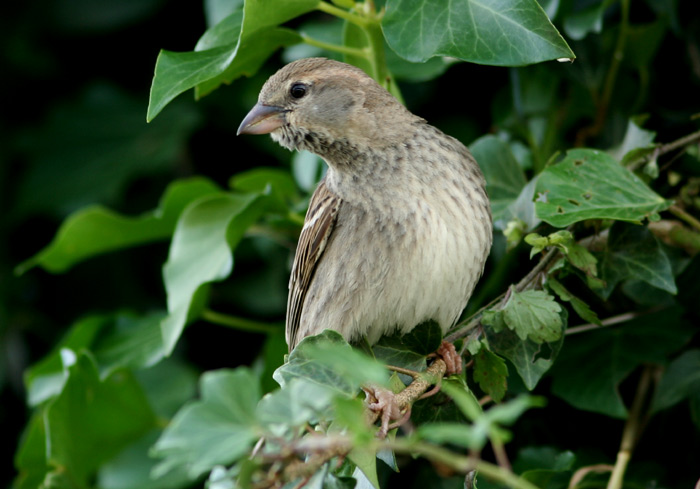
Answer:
[238,58,411,157]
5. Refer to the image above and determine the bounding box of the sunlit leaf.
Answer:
[383,0,575,65]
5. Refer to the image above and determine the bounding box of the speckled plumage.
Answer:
[239,58,493,351]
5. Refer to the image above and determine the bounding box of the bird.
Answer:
[238,58,492,373]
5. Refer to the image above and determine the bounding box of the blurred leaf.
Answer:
[134,359,199,419]
[383,0,575,65]
[562,1,610,40]
[473,349,508,402]
[599,222,677,298]
[470,135,527,222]
[160,192,266,355]
[17,177,221,274]
[535,149,671,227]
[44,352,157,485]
[551,307,694,418]
[98,429,191,489]
[148,0,318,120]
[204,0,243,28]
[416,422,480,449]
[610,119,657,165]
[151,368,261,479]
[25,315,105,406]
[291,150,326,192]
[230,167,299,212]
[17,85,200,216]
[515,446,575,487]
[651,350,700,413]
[274,330,389,395]
[13,414,48,489]
[257,378,336,427]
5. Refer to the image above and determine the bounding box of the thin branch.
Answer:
[201,309,280,334]
[300,34,369,58]
[606,366,655,489]
[566,310,642,335]
[316,1,369,27]
[669,204,700,232]
[627,129,700,170]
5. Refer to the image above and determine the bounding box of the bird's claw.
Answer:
[436,340,463,376]
[363,386,403,438]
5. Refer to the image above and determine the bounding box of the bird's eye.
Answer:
[290,83,307,99]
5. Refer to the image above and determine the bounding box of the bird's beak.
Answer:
[237,103,287,135]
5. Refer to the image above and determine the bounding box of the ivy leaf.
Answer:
[151,368,261,479]
[546,277,601,326]
[550,308,694,418]
[473,349,508,402]
[274,330,388,395]
[470,135,528,224]
[599,222,677,298]
[160,192,267,355]
[651,350,700,414]
[17,177,220,274]
[44,352,157,486]
[535,149,672,227]
[485,315,565,390]
[501,289,563,343]
[383,0,575,65]
[148,0,318,120]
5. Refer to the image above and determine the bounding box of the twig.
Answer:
[566,311,641,335]
[669,204,700,232]
[606,366,655,489]
[568,464,614,489]
[201,308,280,333]
[626,128,700,170]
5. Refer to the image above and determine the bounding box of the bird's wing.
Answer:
[286,178,341,350]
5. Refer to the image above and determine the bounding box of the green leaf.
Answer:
[13,413,48,489]
[550,308,694,418]
[535,149,672,227]
[274,330,389,395]
[515,447,576,487]
[17,177,221,274]
[599,222,677,298]
[147,0,317,120]
[230,167,299,213]
[44,352,157,485]
[651,350,700,413]
[160,192,266,355]
[151,368,261,479]
[485,309,566,390]
[470,135,527,223]
[546,277,601,325]
[610,118,657,165]
[382,0,575,66]
[502,289,563,343]
[473,350,508,402]
[257,378,336,427]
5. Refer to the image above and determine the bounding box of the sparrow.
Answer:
[238,58,492,371]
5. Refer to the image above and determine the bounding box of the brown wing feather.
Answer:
[286,178,341,350]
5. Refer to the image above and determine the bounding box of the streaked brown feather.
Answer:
[286,178,341,350]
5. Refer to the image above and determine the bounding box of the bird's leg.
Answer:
[363,385,404,438]
[435,340,463,376]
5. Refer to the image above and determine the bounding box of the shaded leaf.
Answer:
[383,0,575,65]
[485,309,566,390]
[151,368,261,479]
[599,222,677,298]
[470,135,527,223]
[473,350,508,402]
[45,353,157,485]
[550,308,694,418]
[651,350,700,413]
[546,277,601,325]
[535,149,671,226]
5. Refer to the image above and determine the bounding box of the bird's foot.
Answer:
[363,385,410,438]
[435,340,463,376]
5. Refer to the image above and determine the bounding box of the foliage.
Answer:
[4,0,700,489]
